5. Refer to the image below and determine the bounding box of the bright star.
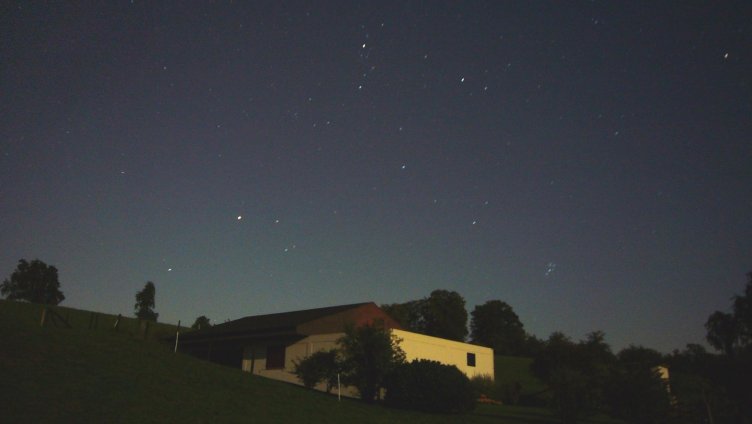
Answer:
[237,215,242,220]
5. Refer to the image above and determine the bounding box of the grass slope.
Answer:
[493,355,547,396]
[0,300,621,423]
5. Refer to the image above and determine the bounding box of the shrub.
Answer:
[384,359,475,414]
[470,374,496,398]
[293,350,340,392]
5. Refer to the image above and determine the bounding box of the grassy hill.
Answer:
[0,300,621,423]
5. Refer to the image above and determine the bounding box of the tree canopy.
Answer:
[1,259,65,305]
[191,315,212,330]
[470,300,526,355]
[383,289,468,342]
[422,289,468,341]
[134,281,158,322]
[337,322,405,403]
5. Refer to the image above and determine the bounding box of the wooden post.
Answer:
[40,307,48,327]
[114,314,121,331]
[174,320,181,353]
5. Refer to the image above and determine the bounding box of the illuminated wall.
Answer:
[240,329,494,395]
[393,329,494,380]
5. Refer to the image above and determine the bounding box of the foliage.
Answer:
[293,349,341,392]
[469,374,496,398]
[421,289,468,341]
[604,347,671,424]
[384,359,476,414]
[705,311,739,356]
[531,331,618,423]
[470,300,526,355]
[616,344,664,368]
[337,322,405,403]
[1,259,65,305]
[699,272,752,422]
[191,315,212,330]
[548,367,591,424]
[381,290,468,342]
[381,300,424,332]
[134,281,158,322]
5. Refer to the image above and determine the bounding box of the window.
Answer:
[467,352,476,367]
[266,345,286,369]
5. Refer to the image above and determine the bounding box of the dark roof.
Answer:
[178,302,381,343]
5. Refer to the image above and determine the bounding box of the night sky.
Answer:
[2,2,751,353]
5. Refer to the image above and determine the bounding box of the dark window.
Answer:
[266,345,286,369]
[467,352,476,367]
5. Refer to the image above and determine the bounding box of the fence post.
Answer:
[40,307,48,327]
[174,320,181,353]
[114,314,121,331]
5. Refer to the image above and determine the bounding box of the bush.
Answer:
[384,359,475,414]
[293,350,340,392]
[470,374,496,398]
[549,367,593,424]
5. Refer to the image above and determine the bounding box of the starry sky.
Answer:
[2,1,751,353]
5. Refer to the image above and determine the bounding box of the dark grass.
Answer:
[0,300,622,423]
[493,355,547,396]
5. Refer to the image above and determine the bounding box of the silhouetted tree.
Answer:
[421,289,468,341]
[605,345,671,423]
[705,311,739,357]
[381,300,424,332]
[1,259,64,305]
[382,290,468,341]
[191,315,212,330]
[337,322,405,403]
[134,281,158,322]
[470,300,526,355]
[293,349,341,392]
[531,331,617,423]
[701,272,752,422]
[616,345,665,368]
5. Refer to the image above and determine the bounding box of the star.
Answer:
[237,215,242,220]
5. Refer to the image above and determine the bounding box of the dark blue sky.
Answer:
[2,1,751,352]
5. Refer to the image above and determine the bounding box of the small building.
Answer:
[177,302,494,394]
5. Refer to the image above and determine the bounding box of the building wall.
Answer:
[241,333,342,386]
[240,329,494,394]
[393,329,495,380]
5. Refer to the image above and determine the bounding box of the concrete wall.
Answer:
[393,329,495,380]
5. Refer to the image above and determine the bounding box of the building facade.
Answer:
[177,302,494,394]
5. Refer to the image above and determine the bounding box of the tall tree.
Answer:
[421,289,468,341]
[191,315,212,330]
[705,311,739,357]
[1,259,65,305]
[470,300,526,355]
[702,272,752,422]
[134,281,158,322]
[381,300,424,332]
[531,331,617,424]
[337,322,405,403]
